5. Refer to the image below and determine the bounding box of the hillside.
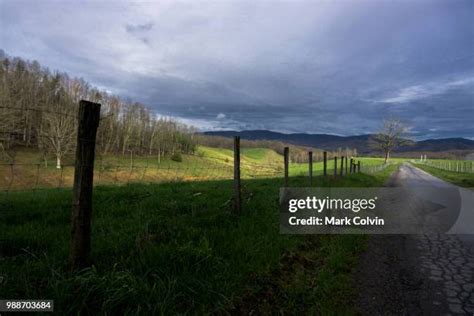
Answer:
[204,130,474,155]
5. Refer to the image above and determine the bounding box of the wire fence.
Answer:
[0,152,276,192]
[1,101,393,271]
[0,145,390,194]
[360,161,393,174]
[416,159,474,173]
[0,104,388,201]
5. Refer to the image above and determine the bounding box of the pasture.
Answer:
[0,147,398,314]
[413,161,474,188]
[0,146,391,191]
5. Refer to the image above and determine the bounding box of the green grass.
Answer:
[0,165,398,315]
[359,157,406,164]
[2,147,397,191]
[288,156,401,177]
[241,148,281,162]
[412,163,474,188]
[1,146,264,190]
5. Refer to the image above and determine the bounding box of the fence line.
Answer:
[360,161,392,174]
[0,100,390,274]
[0,102,389,196]
[0,154,381,193]
[417,159,474,173]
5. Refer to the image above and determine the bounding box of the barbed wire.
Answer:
[0,108,379,199]
[0,105,78,119]
[0,105,114,121]
[0,152,384,194]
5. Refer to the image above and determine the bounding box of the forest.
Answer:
[0,50,356,167]
[0,50,196,168]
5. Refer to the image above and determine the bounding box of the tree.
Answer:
[40,74,76,168]
[41,111,76,168]
[0,52,198,160]
[371,118,410,163]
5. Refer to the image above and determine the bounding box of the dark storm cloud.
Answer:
[1,0,473,139]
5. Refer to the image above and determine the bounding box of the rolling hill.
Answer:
[204,130,474,154]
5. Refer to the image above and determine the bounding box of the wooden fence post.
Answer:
[357,161,361,173]
[233,136,241,215]
[340,156,344,176]
[308,151,313,186]
[70,100,101,271]
[345,156,348,175]
[323,151,327,177]
[349,158,353,174]
[284,147,289,187]
[334,157,338,176]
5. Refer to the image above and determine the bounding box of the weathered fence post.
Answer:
[357,161,361,173]
[349,158,354,174]
[345,156,348,175]
[334,157,338,176]
[308,151,313,186]
[340,156,344,176]
[323,151,327,177]
[284,147,289,187]
[70,100,101,271]
[233,136,241,215]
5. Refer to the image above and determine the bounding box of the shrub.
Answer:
[171,152,183,162]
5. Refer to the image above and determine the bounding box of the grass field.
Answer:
[415,159,474,173]
[413,162,474,188]
[0,147,391,191]
[0,162,399,314]
[0,146,256,190]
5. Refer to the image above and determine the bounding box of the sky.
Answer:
[0,0,473,139]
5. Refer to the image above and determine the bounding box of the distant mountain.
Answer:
[411,138,474,152]
[204,130,474,154]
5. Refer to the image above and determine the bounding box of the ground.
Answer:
[0,166,395,315]
[355,163,474,315]
[3,150,473,314]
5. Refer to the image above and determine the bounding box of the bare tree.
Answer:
[371,118,410,163]
[41,111,76,168]
[0,52,197,160]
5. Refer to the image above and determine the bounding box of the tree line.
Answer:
[0,51,196,168]
[0,50,358,168]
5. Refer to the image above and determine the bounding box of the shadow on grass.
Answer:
[0,170,393,314]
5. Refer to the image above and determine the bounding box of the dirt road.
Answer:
[356,163,474,315]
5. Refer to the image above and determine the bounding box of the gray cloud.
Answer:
[0,0,472,139]
[125,22,154,34]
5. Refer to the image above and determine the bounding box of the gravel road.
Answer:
[355,163,474,315]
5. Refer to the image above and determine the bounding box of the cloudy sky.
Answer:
[1,0,473,139]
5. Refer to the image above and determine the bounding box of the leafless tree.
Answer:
[41,111,76,168]
[0,51,198,161]
[371,118,410,163]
